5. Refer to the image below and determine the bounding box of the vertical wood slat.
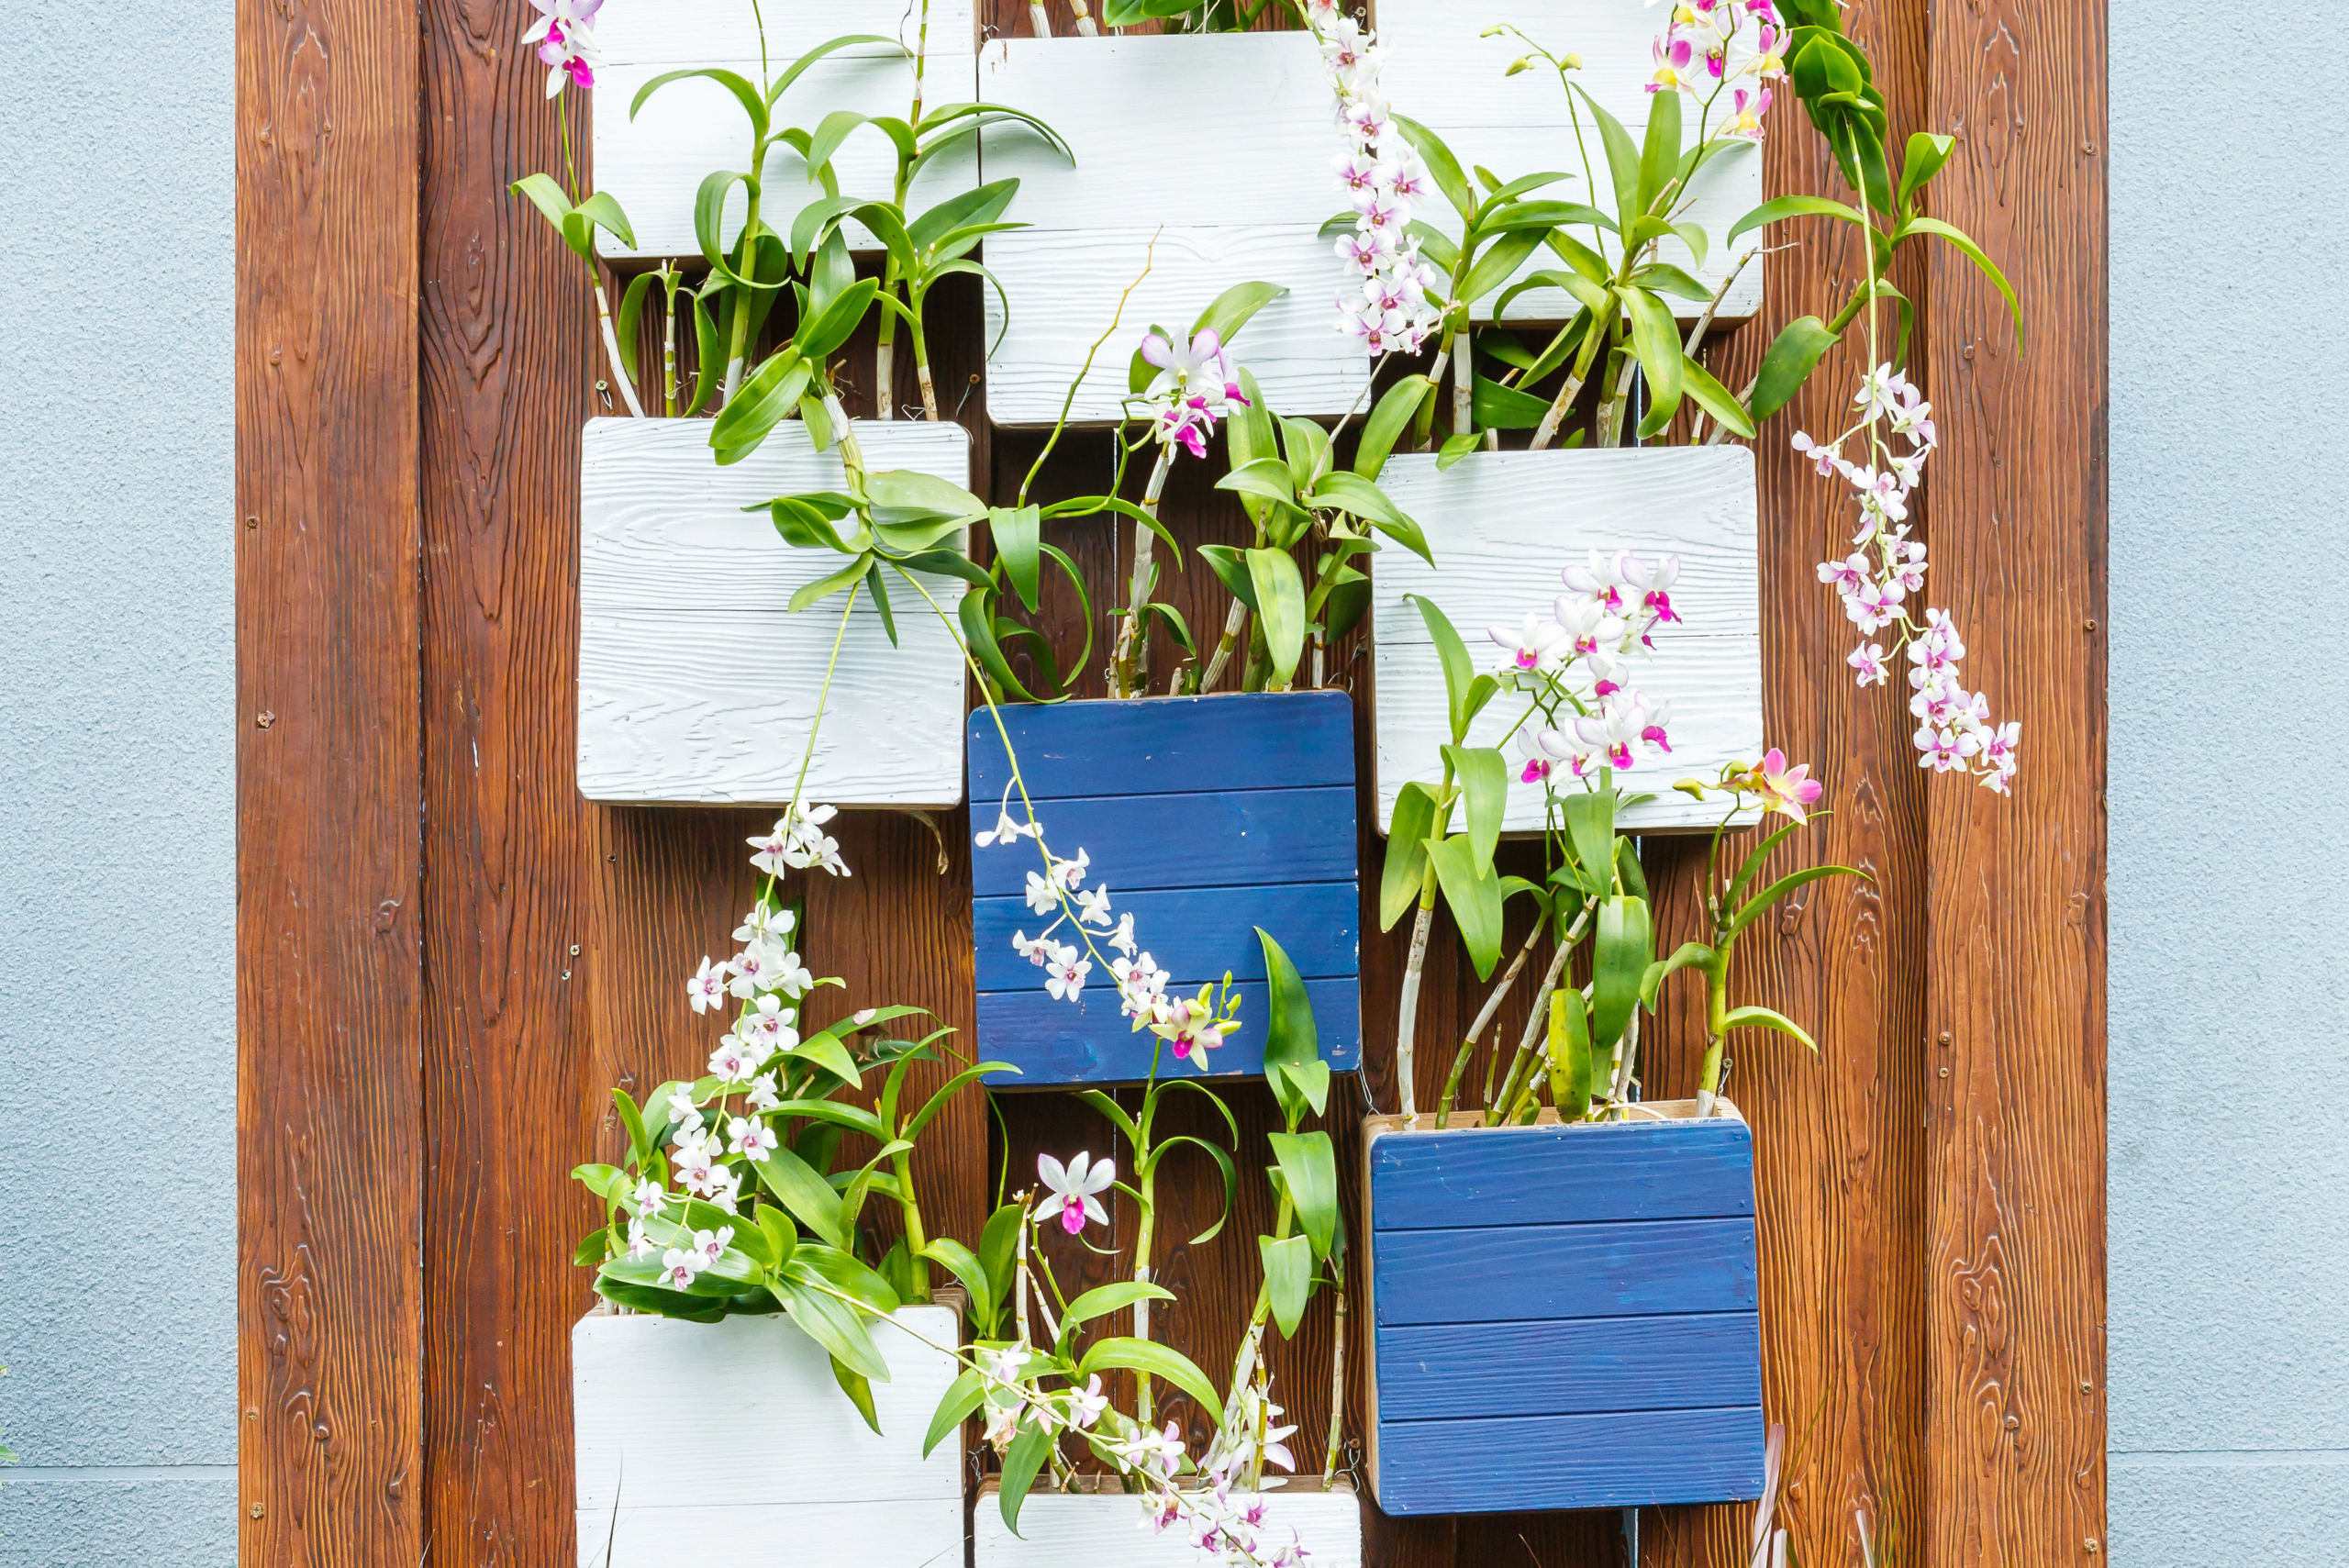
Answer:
[236,0,423,1558]
[1924,0,2110,1562]
[415,0,604,1562]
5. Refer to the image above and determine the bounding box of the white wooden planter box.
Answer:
[573,1305,963,1567]
[1370,446,1761,835]
[593,1,980,261]
[1375,0,1764,324]
[577,417,973,807]
[976,35,1375,426]
[974,1477,1363,1567]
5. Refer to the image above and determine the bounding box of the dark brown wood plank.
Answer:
[415,5,605,1562]
[1923,0,2109,1560]
[236,0,424,1558]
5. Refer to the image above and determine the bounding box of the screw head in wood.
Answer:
[1939,1031,1952,1045]
[2004,1414,2020,1429]
[250,1504,264,1519]
[2085,618,2098,631]
[1939,1066,1950,1078]
[2087,1540,2100,1553]
[244,515,259,529]
[255,711,275,729]
[2081,1380,2093,1394]
[570,944,581,956]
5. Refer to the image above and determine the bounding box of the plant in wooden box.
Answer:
[962,946,1362,1567]
[568,783,1011,1563]
[509,14,1069,807]
[1356,595,1866,1514]
[956,295,1434,1084]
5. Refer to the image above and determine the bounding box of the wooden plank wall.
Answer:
[234,0,2106,1562]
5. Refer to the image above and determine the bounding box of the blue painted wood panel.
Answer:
[1364,1118,1766,1514]
[1374,1407,1768,1514]
[967,691,1355,801]
[974,883,1358,991]
[968,786,1357,899]
[1368,1118,1755,1230]
[1373,1217,1758,1326]
[976,979,1360,1084]
[967,694,1360,1085]
[1375,1313,1763,1420]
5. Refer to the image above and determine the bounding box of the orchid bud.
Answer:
[1505,55,1534,75]
[1562,51,1585,70]
[1479,24,1507,35]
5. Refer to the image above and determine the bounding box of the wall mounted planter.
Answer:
[966,691,1361,1085]
[1374,0,1764,325]
[577,417,973,807]
[592,1,981,261]
[1360,1104,1765,1516]
[975,35,1374,425]
[1369,444,1761,835]
[974,1477,1364,1567]
[572,1304,963,1565]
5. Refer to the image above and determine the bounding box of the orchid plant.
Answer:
[948,937,1342,1565]
[513,6,1068,442]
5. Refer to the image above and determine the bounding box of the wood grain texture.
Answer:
[417,6,609,1564]
[1374,1218,1759,1325]
[577,417,973,806]
[976,35,1377,424]
[237,0,424,1559]
[974,1481,1364,1568]
[1922,0,2109,1560]
[1373,0,1765,323]
[1371,446,1765,835]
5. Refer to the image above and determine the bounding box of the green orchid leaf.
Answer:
[1722,1004,1820,1054]
[924,1367,986,1458]
[1428,834,1504,980]
[1381,783,1440,932]
[1258,928,1329,1120]
[1076,1340,1223,1425]
[1268,1131,1339,1261]
[1260,1232,1315,1339]
[1592,895,1653,1051]
[1442,743,1508,877]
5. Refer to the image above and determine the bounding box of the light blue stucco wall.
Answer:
[0,2,237,1563]
[2110,1,2349,1562]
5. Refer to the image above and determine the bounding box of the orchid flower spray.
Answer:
[1296,0,1444,355]
[1487,548,1685,789]
[1645,0,1788,144]
[1797,364,2019,794]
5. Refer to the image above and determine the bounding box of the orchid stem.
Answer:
[590,273,647,417]
[1110,449,1174,698]
[1437,918,1545,1123]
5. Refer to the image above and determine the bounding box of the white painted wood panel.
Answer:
[976,36,1375,426]
[1375,0,1765,323]
[1371,446,1762,835]
[577,417,973,807]
[573,1306,963,1568]
[594,1,979,260]
[974,1481,1364,1568]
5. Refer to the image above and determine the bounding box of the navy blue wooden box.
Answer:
[966,691,1361,1085]
[1363,1107,1766,1515]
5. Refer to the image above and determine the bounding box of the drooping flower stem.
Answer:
[1110,449,1174,698]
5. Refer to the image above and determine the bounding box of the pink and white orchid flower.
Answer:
[1034,1151,1116,1236]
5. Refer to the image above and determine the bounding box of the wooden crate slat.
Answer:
[976,36,1375,425]
[969,690,1356,801]
[593,1,979,260]
[1374,0,1765,322]
[1368,1116,1756,1230]
[967,784,1359,897]
[977,976,1362,1084]
[1372,1216,1759,1325]
[1370,446,1763,835]
[573,1307,963,1516]
[1374,1312,1764,1420]
[577,418,972,806]
[1373,1407,1769,1514]
[975,881,1359,988]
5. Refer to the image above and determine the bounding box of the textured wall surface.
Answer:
[0,1,236,1561]
[2110,1,2349,1560]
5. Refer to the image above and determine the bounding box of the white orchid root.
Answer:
[591,276,647,417]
